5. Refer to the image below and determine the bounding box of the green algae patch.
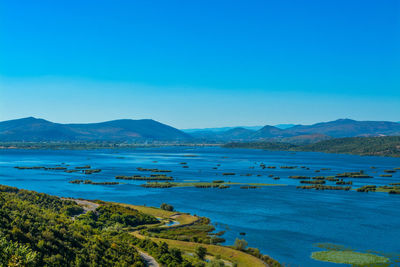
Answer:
[311,250,389,265]
[141,181,286,188]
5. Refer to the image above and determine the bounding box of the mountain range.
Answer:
[185,119,400,143]
[0,117,190,142]
[0,117,399,143]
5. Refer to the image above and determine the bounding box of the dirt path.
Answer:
[63,198,99,213]
[136,248,159,267]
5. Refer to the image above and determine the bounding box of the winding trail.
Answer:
[136,248,159,267]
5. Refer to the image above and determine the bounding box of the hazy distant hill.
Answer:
[189,127,256,141]
[0,117,191,142]
[283,119,400,138]
[189,119,400,144]
[250,125,285,139]
[1,117,399,144]
[274,124,296,129]
[183,126,262,133]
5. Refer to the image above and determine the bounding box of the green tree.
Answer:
[233,238,248,251]
[160,203,174,211]
[0,234,37,266]
[195,246,207,260]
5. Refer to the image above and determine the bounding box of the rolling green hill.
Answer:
[224,136,400,157]
[0,185,193,266]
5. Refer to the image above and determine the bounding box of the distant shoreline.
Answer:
[0,142,222,150]
[1,136,400,158]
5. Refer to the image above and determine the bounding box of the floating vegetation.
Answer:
[380,174,392,177]
[136,167,172,172]
[152,169,172,173]
[222,172,235,176]
[320,168,331,171]
[69,179,83,184]
[195,184,220,188]
[267,166,276,169]
[15,166,67,170]
[273,177,280,180]
[14,166,42,170]
[300,180,325,184]
[356,185,377,192]
[311,243,390,266]
[336,171,372,178]
[141,182,175,188]
[212,180,224,183]
[84,169,101,174]
[65,169,80,173]
[356,185,400,194]
[325,176,339,181]
[78,179,119,185]
[240,186,259,189]
[240,173,252,176]
[75,165,91,169]
[141,181,282,189]
[297,185,351,191]
[115,175,173,181]
[312,176,325,180]
[268,175,274,177]
[384,169,396,173]
[288,176,310,179]
[336,180,352,185]
[378,185,400,194]
[311,251,389,265]
[280,166,297,169]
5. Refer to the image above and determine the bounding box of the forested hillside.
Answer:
[300,136,400,157]
[0,185,192,266]
[224,136,400,157]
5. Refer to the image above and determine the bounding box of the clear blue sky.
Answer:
[0,0,399,128]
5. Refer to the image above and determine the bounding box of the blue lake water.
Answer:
[1,147,399,266]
